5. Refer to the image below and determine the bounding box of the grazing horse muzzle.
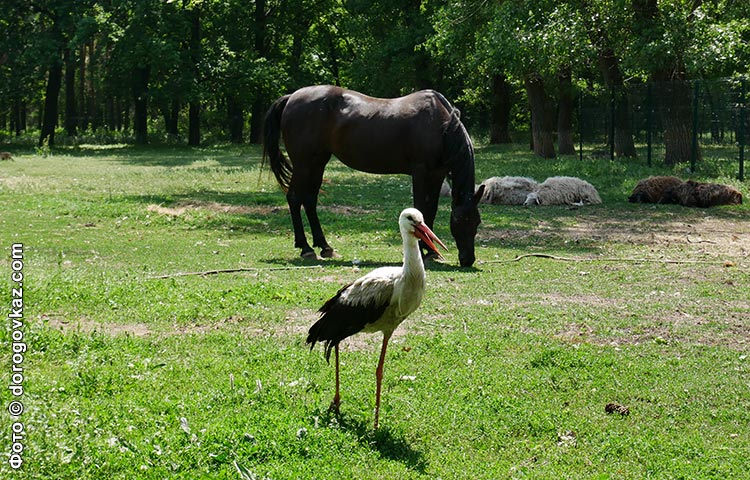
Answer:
[458,248,476,268]
[450,185,484,267]
[450,210,480,267]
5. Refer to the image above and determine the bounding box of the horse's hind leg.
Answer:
[288,156,334,259]
[302,192,335,257]
[286,190,316,259]
[301,161,335,258]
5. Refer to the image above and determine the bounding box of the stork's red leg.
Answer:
[373,332,392,429]
[329,344,341,414]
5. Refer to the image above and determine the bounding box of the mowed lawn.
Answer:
[1,144,749,479]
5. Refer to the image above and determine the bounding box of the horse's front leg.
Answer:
[411,171,445,259]
[287,190,316,259]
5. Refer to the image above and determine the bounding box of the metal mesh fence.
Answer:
[577,78,748,180]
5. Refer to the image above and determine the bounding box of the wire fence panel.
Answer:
[577,78,748,181]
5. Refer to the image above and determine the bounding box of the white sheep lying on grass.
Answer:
[440,176,538,205]
[523,176,602,206]
[480,176,539,205]
[442,175,601,207]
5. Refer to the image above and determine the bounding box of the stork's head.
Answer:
[399,208,448,260]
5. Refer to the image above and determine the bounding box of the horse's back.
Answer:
[281,86,448,174]
[283,86,443,124]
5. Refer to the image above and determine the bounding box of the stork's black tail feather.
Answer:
[307,284,387,363]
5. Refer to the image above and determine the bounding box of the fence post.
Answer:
[646,83,653,167]
[691,80,700,173]
[578,89,583,161]
[740,78,746,181]
[609,86,615,160]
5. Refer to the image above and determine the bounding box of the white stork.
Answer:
[306,208,447,429]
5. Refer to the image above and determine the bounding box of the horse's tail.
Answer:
[262,94,292,192]
[433,91,476,204]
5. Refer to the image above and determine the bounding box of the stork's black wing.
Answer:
[306,269,397,362]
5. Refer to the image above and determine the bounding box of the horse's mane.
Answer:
[433,92,476,206]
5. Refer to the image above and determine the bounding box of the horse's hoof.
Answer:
[301,250,319,260]
[320,247,339,259]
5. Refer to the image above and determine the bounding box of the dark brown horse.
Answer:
[263,85,484,267]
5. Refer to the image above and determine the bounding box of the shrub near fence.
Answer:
[578,77,748,181]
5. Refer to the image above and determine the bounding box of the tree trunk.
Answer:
[163,99,179,137]
[78,43,88,131]
[525,73,556,158]
[87,40,99,131]
[557,67,575,155]
[289,14,312,89]
[39,61,63,147]
[249,99,265,144]
[64,48,77,137]
[227,96,244,143]
[598,48,636,157]
[188,101,200,146]
[489,73,512,144]
[326,29,341,86]
[187,7,201,146]
[249,0,267,144]
[704,84,721,143]
[655,78,700,166]
[133,65,150,145]
[105,96,115,131]
[102,42,113,131]
[633,0,702,165]
[122,97,130,132]
[11,101,25,136]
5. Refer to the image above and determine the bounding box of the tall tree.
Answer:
[578,0,637,157]
[482,1,589,158]
[343,0,438,96]
[557,67,576,155]
[33,2,71,146]
[248,0,270,144]
[63,47,77,137]
[428,0,513,143]
[631,0,701,165]
[187,3,201,146]
[489,73,512,144]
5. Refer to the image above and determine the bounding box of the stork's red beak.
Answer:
[413,222,448,259]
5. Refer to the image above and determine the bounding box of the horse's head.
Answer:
[450,184,485,267]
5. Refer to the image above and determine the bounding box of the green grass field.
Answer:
[1,144,749,479]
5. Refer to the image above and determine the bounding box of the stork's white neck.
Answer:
[401,231,425,279]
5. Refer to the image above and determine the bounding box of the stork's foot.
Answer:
[320,247,339,259]
[328,396,341,415]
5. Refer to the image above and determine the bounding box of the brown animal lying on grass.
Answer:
[628,176,742,207]
[0,152,12,160]
[663,180,743,208]
[628,176,684,203]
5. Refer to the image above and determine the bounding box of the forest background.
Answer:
[1,0,749,166]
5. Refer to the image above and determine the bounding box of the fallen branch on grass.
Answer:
[149,264,324,279]
[480,253,735,266]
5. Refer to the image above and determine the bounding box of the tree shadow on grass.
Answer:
[317,409,428,474]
